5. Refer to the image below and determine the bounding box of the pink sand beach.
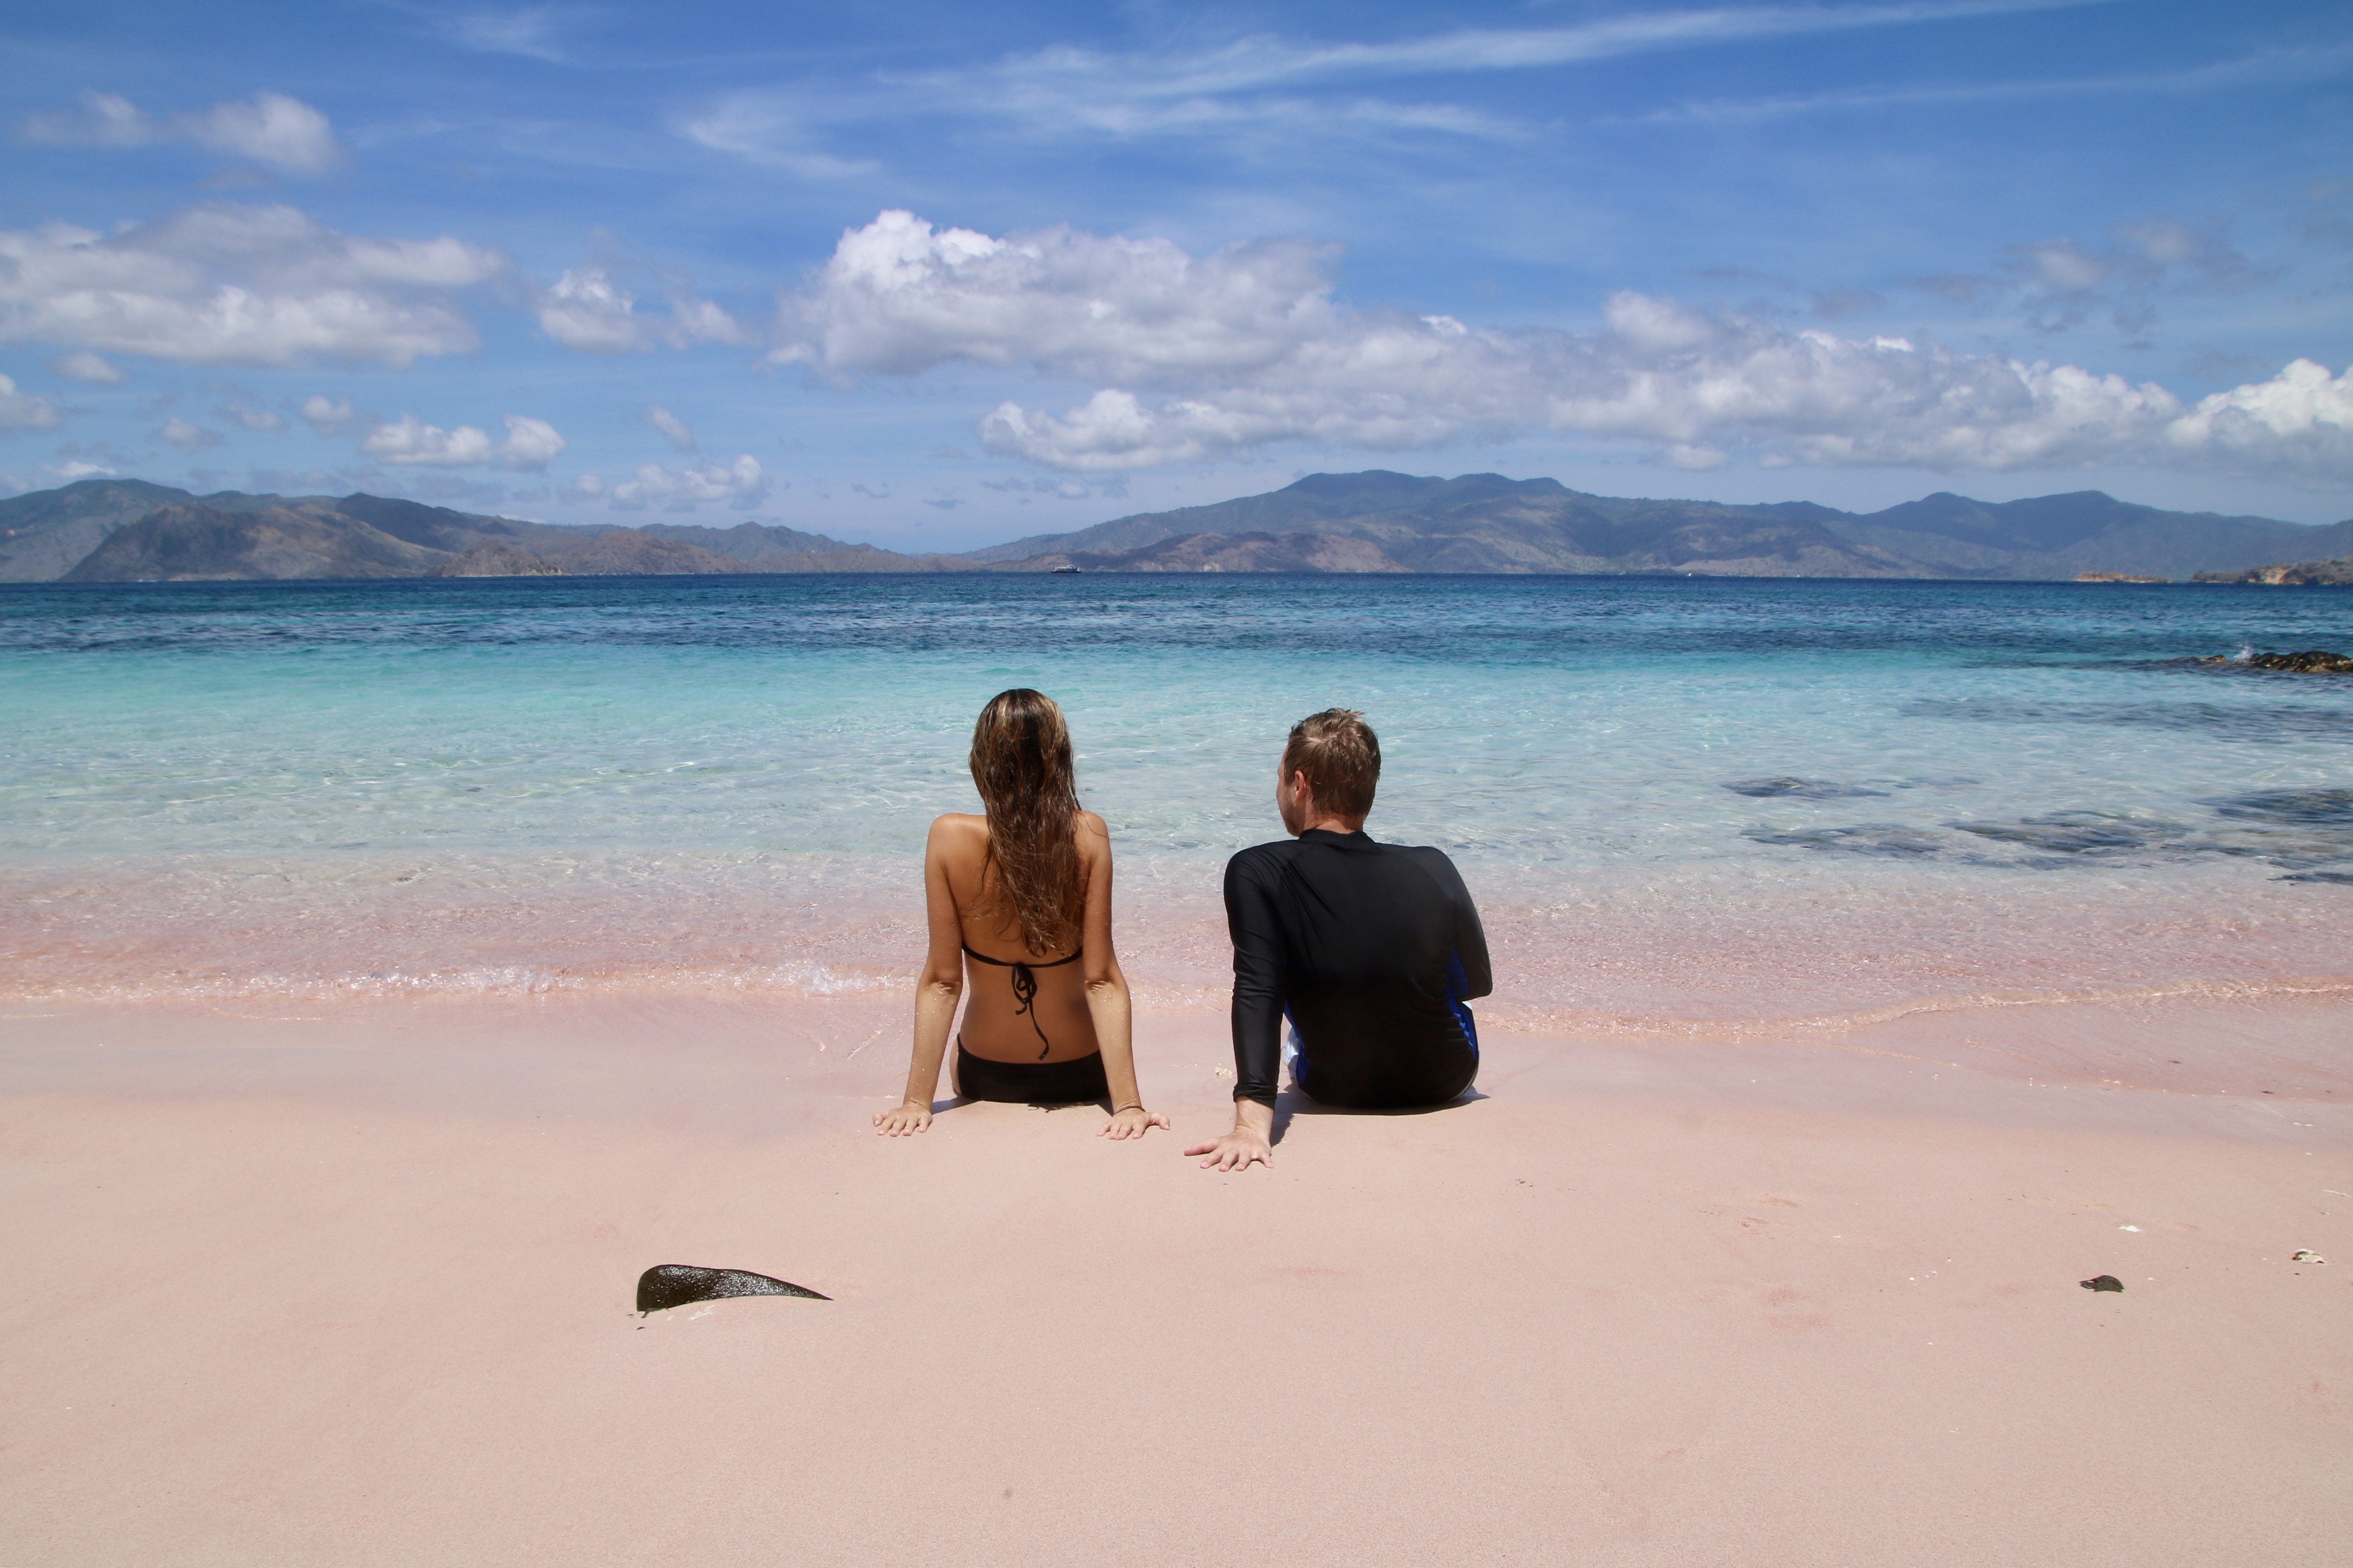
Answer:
[4,981,2346,1566]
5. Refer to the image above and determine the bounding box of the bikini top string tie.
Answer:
[962,946,1083,1059]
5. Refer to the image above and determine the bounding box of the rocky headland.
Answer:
[2192,555,2353,585]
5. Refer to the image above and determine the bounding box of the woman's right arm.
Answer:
[875,817,966,1136]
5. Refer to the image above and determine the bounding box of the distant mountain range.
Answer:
[5,472,2350,583]
[2,481,972,582]
[974,471,2353,580]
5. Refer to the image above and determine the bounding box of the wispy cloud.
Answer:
[19,90,347,173]
[951,0,2110,101]
[1619,41,2353,124]
[675,99,879,176]
[443,6,590,63]
[687,0,2106,160]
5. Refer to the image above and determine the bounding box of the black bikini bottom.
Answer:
[955,1040,1109,1105]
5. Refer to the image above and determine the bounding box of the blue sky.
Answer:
[2,0,2349,546]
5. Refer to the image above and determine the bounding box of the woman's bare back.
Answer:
[930,812,1108,1063]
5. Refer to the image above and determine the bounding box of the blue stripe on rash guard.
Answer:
[1447,951,1481,1061]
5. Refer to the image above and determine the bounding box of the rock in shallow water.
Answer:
[1722,777,1889,799]
[2197,650,2353,673]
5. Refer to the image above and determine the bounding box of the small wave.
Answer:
[0,958,911,1007]
[1485,973,2353,1043]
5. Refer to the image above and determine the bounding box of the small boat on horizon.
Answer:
[1050,563,1083,574]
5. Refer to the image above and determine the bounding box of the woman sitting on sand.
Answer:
[873,688,1164,1140]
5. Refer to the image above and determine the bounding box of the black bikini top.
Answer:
[962,945,1082,1059]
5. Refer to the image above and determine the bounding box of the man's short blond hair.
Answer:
[1282,708,1380,819]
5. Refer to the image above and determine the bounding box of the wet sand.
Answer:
[2,993,2347,1566]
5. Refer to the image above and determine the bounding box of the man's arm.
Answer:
[1183,851,1284,1171]
[1413,848,1493,999]
[1223,851,1287,1106]
[1451,868,1492,1000]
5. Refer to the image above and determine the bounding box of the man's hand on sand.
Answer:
[1186,1129,1273,1170]
[1099,1106,1171,1141]
[873,1101,933,1136]
[1187,1100,1276,1169]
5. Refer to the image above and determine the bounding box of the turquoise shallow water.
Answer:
[4,575,2349,1017]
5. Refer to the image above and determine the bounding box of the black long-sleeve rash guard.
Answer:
[1224,828,1492,1110]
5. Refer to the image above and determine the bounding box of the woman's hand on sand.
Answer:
[1098,1106,1170,1141]
[873,1101,933,1136]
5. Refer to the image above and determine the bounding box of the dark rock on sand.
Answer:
[635,1264,828,1313]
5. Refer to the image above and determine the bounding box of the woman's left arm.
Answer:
[1078,813,1166,1141]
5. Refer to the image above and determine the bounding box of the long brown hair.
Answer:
[968,688,1085,955]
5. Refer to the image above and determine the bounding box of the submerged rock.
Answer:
[1950,814,2182,855]
[1744,824,1947,857]
[1723,777,1888,799]
[2205,789,2353,827]
[2197,650,2353,673]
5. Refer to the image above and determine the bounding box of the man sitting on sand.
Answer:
[1187,709,1491,1172]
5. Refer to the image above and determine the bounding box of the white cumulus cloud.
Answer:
[20,90,346,173]
[157,416,222,451]
[0,203,505,367]
[0,374,64,431]
[2162,359,2353,476]
[301,394,354,433]
[538,267,645,353]
[775,209,1336,383]
[496,415,567,470]
[643,403,696,450]
[48,350,123,384]
[779,210,2353,479]
[362,412,566,470]
[537,267,750,353]
[602,454,767,510]
[221,401,287,432]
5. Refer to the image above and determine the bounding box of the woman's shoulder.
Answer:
[927,812,988,848]
[1072,809,1110,842]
